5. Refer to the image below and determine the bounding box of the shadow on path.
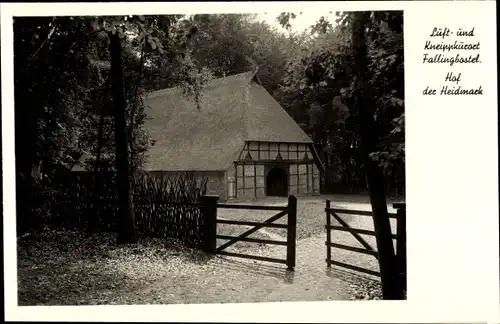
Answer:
[213,255,295,284]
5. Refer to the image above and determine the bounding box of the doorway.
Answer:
[266,167,288,197]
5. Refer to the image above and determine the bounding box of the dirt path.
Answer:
[212,229,348,301]
[207,194,396,301]
[18,195,392,305]
[107,223,351,304]
[94,234,344,304]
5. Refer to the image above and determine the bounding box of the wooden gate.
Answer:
[325,200,406,284]
[211,196,297,270]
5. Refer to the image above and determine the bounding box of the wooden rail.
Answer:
[218,251,287,265]
[217,204,286,211]
[215,210,288,252]
[326,259,381,277]
[206,196,297,270]
[326,242,378,257]
[216,235,287,246]
[326,224,398,240]
[217,219,288,229]
[328,207,398,218]
[328,204,378,257]
[325,199,406,283]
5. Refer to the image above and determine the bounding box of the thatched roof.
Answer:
[143,71,313,171]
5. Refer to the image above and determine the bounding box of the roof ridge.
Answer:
[146,71,254,99]
[242,71,263,142]
[242,78,252,142]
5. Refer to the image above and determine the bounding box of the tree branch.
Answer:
[29,25,57,62]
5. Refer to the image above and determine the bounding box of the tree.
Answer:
[14,17,105,234]
[275,11,404,196]
[14,15,207,241]
[276,11,405,298]
[185,14,295,94]
[88,15,205,244]
[349,11,401,299]
[108,30,137,243]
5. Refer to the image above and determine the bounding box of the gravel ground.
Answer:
[17,230,344,305]
[217,194,400,300]
[17,194,402,305]
[218,194,398,249]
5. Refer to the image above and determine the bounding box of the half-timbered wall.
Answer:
[229,141,321,200]
[237,141,315,162]
[232,163,266,201]
[288,163,320,195]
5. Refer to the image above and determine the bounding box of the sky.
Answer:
[255,12,338,34]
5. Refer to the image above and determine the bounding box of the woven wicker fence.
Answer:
[27,172,208,247]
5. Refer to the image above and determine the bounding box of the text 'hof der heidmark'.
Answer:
[422,27,483,96]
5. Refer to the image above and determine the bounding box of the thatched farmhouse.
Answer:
[142,71,322,201]
[72,71,323,201]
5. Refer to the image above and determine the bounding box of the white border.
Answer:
[2,1,499,323]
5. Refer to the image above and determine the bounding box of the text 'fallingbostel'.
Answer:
[422,27,483,96]
[423,27,480,66]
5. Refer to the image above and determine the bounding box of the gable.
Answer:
[245,83,312,144]
[236,141,314,162]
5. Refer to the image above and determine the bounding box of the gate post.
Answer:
[326,199,331,266]
[201,195,219,253]
[286,195,297,271]
[394,202,406,298]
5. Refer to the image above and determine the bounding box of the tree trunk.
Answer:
[128,42,146,173]
[350,12,402,299]
[89,111,105,233]
[343,150,352,193]
[109,32,137,244]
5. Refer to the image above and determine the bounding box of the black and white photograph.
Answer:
[3,1,500,322]
[12,10,406,305]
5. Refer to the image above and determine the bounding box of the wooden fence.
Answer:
[325,200,406,291]
[199,195,297,270]
[27,177,298,267]
[26,173,208,247]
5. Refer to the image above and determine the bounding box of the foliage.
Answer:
[14,15,209,177]
[14,17,92,174]
[185,14,300,94]
[275,11,404,194]
[14,15,214,243]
